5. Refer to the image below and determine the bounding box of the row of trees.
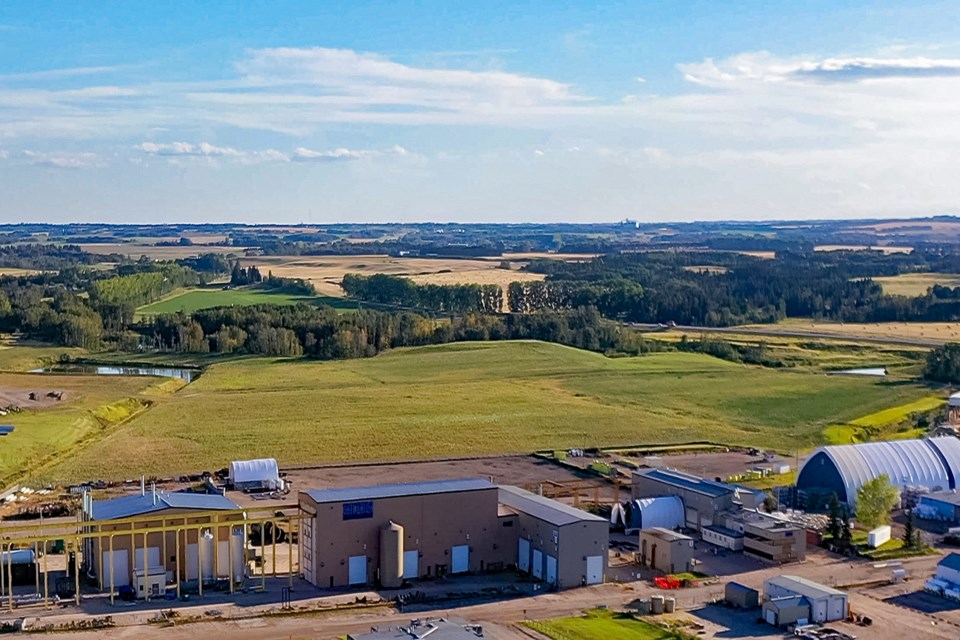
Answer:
[138,304,660,358]
[342,273,503,314]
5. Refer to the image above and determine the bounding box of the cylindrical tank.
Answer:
[380,521,404,588]
[200,530,215,580]
[637,599,650,615]
[651,594,665,614]
[230,529,246,582]
[664,597,676,613]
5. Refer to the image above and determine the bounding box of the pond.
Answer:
[31,364,199,382]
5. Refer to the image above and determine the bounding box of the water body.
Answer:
[31,364,199,382]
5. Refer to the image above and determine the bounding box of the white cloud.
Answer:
[136,141,242,157]
[21,150,103,169]
[291,145,408,162]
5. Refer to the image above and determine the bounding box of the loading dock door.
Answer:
[133,547,161,571]
[451,545,470,574]
[812,600,826,623]
[403,550,419,579]
[518,539,531,572]
[532,549,544,579]
[102,549,129,587]
[585,555,603,585]
[545,555,558,585]
[348,555,367,585]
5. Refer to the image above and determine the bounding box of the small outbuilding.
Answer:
[228,458,283,492]
[763,575,847,624]
[916,490,960,524]
[638,527,694,574]
[936,553,960,586]
[725,581,759,609]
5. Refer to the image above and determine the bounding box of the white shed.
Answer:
[763,576,847,624]
[936,553,960,586]
[228,458,283,491]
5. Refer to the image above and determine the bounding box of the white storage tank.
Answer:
[230,528,246,582]
[664,596,676,613]
[380,521,404,589]
[200,530,215,579]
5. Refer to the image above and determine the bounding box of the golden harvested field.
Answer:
[0,268,43,277]
[742,320,960,343]
[240,255,545,296]
[815,245,914,254]
[873,273,960,296]
[78,243,249,259]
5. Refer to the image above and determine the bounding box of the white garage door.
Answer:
[133,546,161,571]
[348,555,367,585]
[812,600,827,623]
[403,550,419,579]
[545,555,558,585]
[532,549,543,579]
[518,539,531,573]
[451,545,470,574]
[585,555,603,585]
[102,549,129,588]
[765,608,776,625]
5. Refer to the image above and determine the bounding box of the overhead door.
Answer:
[403,550,419,579]
[545,555,558,585]
[585,555,603,585]
[812,600,826,623]
[765,608,776,626]
[518,539,531,573]
[348,555,367,586]
[132,546,161,571]
[532,549,544,579]
[102,549,129,588]
[451,545,470,574]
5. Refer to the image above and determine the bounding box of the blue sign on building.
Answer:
[343,501,374,520]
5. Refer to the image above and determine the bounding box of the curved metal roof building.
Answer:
[797,437,960,505]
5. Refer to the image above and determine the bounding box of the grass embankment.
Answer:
[0,372,157,486]
[526,610,692,640]
[39,340,932,483]
[849,531,937,561]
[823,396,945,445]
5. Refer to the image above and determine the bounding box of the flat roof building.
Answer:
[299,479,510,589]
[720,510,805,563]
[632,468,737,531]
[916,490,960,524]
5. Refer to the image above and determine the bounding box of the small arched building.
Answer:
[797,437,960,506]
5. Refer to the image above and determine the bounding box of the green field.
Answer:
[0,372,163,486]
[135,287,389,315]
[526,610,687,640]
[36,340,933,484]
[874,273,960,297]
[823,395,945,444]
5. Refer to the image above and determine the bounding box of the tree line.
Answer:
[342,273,503,314]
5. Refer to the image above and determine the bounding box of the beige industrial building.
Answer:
[498,486,607,589]
[762,575,847,626]
[83,490,243,597]
[638,527,694,574]
[298,479,609,590]
[719,510,806,563]
[299,479,511,588]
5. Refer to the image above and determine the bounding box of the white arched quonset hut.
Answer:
[228,458,283,492]
[797,437,960,506]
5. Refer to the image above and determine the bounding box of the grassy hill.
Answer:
[38,341,934,483]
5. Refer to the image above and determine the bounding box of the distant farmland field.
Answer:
[873,272,960,297]
[40,341,933,483]
[238,254,544,297]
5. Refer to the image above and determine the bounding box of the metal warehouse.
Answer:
[498,485,607,589]
[916,490,960,523]
[796,437,960,506]
[763,575,848,625]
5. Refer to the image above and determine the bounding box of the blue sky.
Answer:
[2,1,960,224]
